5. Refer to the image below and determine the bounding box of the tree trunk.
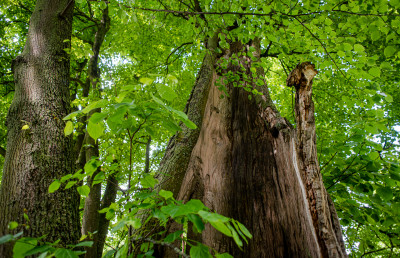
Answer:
[0,0,80,256]
[80,6,111,258]
[156,38,347,257]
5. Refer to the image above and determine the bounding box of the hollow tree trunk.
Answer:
[0,0,80,256]
[156,38,347,257]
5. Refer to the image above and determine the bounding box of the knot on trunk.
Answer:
[286,62,318,89]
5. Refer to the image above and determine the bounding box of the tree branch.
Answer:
[293,16,347,79]
[166,42,193,73]
[144,137,151,174]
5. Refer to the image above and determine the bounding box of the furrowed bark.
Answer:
[0,0,80,256]
[156,38,346,257]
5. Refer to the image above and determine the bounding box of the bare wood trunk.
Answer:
[0,0,80,256]
[156,40,347,257]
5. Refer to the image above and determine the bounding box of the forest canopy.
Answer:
[0,0,399,257]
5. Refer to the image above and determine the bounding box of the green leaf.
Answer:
[190,244,212,258]
[22,124,29,130]
[63,111,81,121]
[184,199,206,213]
[77,185,90,197]
[89,112,108,124]
[0,234,13,244]
[84,158,100,176]
[164,230,184,243]
[93,172,105,185]
[166,74,178,84]
[384,45,396,57]
[140,175,158,188]
[13,237,37,258]
[210,221,232,237]
[354,44,365,52]
[65,181,77,189]
[60,174,72,183]
[380,61,392,70]
[156,84,178,102]
[75,241,93,247]
[368,67,381,77]
[198,210,230,223]
[127,218,142,229]
[160,204,184,218]
[49,180,61,193]
[235,221,252,239]
[139,77,154,85]
[365,125,379,135]
[188,214,205,233]
[64,121,73,136]
[368,152,379,160]
[227,223,243,247]
[376,187,393,201]
[54,248,79,258]
[87,121,104,141]
[8,221,18,230]
[82,99,108,114]
[181,118,197,129]
[162,119,182,133]
[385,94,393,102]
[23,245,52,256]
[159,189,173,199]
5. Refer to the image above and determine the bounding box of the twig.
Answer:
[60,0,74,18]
[293,16,347,80]
[166,42,193,73]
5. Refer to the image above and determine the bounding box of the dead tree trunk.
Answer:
[0,0,80,256]
[155,37,347,257]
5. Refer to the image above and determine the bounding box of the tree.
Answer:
[150,37,347,255]
[0,0,80,255]
[1,0,400,257]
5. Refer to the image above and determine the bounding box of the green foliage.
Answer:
[1,0,400,257]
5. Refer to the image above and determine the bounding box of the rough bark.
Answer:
[0,0,80,256]
[155,39,347,257]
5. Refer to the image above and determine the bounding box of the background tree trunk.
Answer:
[0,0,80,256]
[156,39,347,257]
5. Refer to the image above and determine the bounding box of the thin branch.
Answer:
[166,42,193,73]
[320,151,338,172]
[130,7,400,18]
[144,136,151,174]
[293,16,347,79]
[332,9,400,17]
[260,41,273,58]
[360,247,392,258]
[60,0,74,18]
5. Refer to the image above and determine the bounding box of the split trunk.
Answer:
[156,38,347,257]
